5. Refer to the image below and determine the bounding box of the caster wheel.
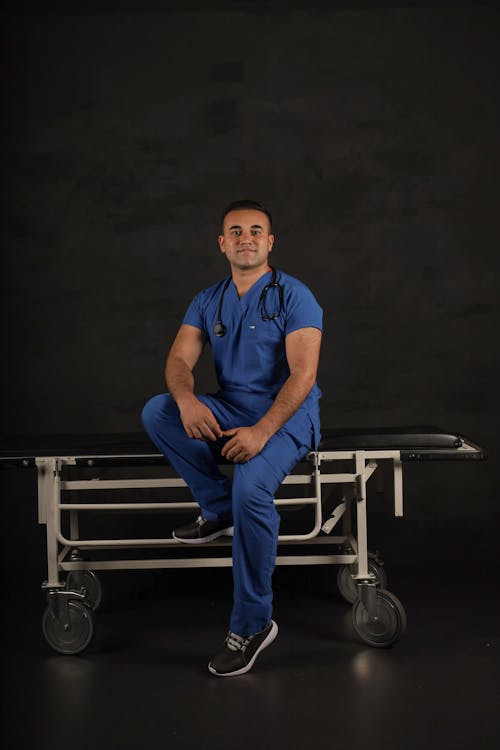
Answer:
[352,588,406,648]
[42,600,95,655]
[66,570,102,611]
[337,559,388,604]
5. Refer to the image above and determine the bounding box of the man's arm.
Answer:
[221,327,322,462]
[166,324,223,441]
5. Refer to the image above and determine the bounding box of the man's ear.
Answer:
[218,235,226,255]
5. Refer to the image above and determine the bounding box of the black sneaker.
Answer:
[172,515,234,544]
[208,620,278,677]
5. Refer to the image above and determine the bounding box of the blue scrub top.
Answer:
[183,269,323,444]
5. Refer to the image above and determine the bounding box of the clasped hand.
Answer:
[220,426,267,463]
[179,397,267,462]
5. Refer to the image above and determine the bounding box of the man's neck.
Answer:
[232,264,272,298]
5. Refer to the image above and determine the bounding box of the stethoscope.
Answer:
[213,267,284,337]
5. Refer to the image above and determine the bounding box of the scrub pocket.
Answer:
[240,320,286,387]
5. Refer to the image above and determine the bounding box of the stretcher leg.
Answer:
[354,452,370,580]
[37,458,64,590]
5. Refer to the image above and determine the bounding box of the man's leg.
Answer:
[141,393,232,522]
[208,425,314,677]
[229,428,312,636]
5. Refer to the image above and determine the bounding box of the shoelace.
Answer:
[226,632,253,652]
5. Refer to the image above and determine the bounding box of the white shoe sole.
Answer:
[172,526,234,544]
[208,620,278,677]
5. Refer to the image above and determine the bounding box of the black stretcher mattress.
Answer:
[0,427,486,466]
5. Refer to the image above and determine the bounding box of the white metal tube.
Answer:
[57,497,319,511]
[394,457,404,516]
[59,502,199,511]
[319,449,401,461]
[354,451,370,578]
[65,535,348,551]
[281,475,313,484]
[280,456,323,541]
[36,457,53,525]
[44,458,62,587]
[55,528,328,547]
[59,553,358,571]
[319,473,356,484]
[56,533,182,547]
[61,478,188,490]
[60,475,314,491]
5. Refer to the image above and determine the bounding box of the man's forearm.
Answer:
[165,356,196,406]
[254,372,316,441]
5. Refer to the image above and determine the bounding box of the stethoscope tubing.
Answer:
[213,267,283,337]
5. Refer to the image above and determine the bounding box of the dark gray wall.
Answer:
[1,4,498,565]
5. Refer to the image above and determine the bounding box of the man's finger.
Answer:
[200,407,222,438]
[229,445,246,462]
[206,418,223,439]
[201,421,218,441]
[221,437,238,457]
[192,425,206,440]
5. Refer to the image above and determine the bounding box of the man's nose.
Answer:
[239,230,253,242]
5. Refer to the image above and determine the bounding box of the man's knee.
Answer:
[141,393,176,435]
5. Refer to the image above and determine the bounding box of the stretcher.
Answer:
[0,427,485,655]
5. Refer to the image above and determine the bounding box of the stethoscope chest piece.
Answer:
[213,321,226,337]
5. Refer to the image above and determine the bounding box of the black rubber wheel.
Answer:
[42,600,95,655]
[66,570,103,611]
[352,588,406,648]
[337,559,388,604]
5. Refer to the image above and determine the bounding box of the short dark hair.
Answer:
[220,200,273,232]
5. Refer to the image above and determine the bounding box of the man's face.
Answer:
[218,209,274,271]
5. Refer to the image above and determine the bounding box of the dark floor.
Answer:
[2,564,499,750]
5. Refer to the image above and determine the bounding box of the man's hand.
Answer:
[221,426,269,463]
[178,396,223,441]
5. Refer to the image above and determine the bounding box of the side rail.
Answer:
[33,449,402,587]
[37,455,323,550]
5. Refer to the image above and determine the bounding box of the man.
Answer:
[142,199,322,676]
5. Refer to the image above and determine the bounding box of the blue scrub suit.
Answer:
[142,269,322,637]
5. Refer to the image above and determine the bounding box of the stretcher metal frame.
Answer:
[0,427,485,654]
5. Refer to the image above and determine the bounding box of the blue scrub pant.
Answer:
[141,392,315,637]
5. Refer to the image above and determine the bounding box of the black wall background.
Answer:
[1,1,499,572]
